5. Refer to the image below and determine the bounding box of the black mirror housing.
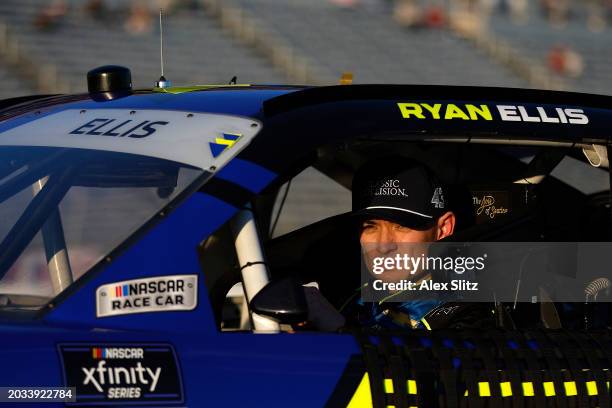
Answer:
[250,277,308,324]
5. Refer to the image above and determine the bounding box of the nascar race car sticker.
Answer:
[58,344,183,405]
[96,275,197,318]
[0,109,261,170]
[397,102,589,124]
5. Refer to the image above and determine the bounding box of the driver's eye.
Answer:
[362,222,376,231]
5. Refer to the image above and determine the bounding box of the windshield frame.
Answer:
[32,168,213,319]
[0,146,215,318]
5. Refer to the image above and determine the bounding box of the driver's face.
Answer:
[360,219,435,245]
[360,219,435,282]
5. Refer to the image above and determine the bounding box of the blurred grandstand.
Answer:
[0,0,609,234]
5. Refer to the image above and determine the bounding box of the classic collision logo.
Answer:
[367,179,408,197]
[96,275,198,318]
[59,344,183,405]
[397,102,589,124]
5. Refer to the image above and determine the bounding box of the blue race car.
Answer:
[0,65,611,407]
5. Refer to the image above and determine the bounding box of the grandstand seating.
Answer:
[0,63,34,99]
[488,5,612,95]
[0,0,287,92]
[225,0,527,87]
[1,1,610,96]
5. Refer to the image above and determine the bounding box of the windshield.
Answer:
[0,146,203,309]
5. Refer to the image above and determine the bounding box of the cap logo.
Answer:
[367,179,408,198]
[431,187,445,209]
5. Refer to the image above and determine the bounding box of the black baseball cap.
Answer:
[351,157,447,230]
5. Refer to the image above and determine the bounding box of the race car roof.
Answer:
[1,84,611,174]
[3,83,611,122]
[242,85,612,177]
[0,86,304,122]
[264,84,612,115]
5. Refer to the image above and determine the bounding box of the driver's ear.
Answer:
[436,211,456,240]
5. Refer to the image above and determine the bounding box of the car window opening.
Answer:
[205,140,612,334]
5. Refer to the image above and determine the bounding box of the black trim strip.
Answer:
[324,355,366,408]
[200,177,254,209]
[362,343,387,408]
[239,261,266,271]
[264,84,612,117]
[389,354,408,408]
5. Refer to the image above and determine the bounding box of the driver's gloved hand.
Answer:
[302,286,346,331]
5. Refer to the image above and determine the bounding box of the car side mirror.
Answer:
[250,276,308,324]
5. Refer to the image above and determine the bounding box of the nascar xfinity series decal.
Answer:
[397,102,589,124]
[0,109,261,170]
[59,344,183,405]
[96,275,197,318]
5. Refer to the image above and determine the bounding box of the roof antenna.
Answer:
[155,9,171,89]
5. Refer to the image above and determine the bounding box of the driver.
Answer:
[304,157,495,330]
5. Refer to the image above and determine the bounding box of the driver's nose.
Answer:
[375,224,397,255]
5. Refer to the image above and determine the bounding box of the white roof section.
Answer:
[0,109,262,170]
